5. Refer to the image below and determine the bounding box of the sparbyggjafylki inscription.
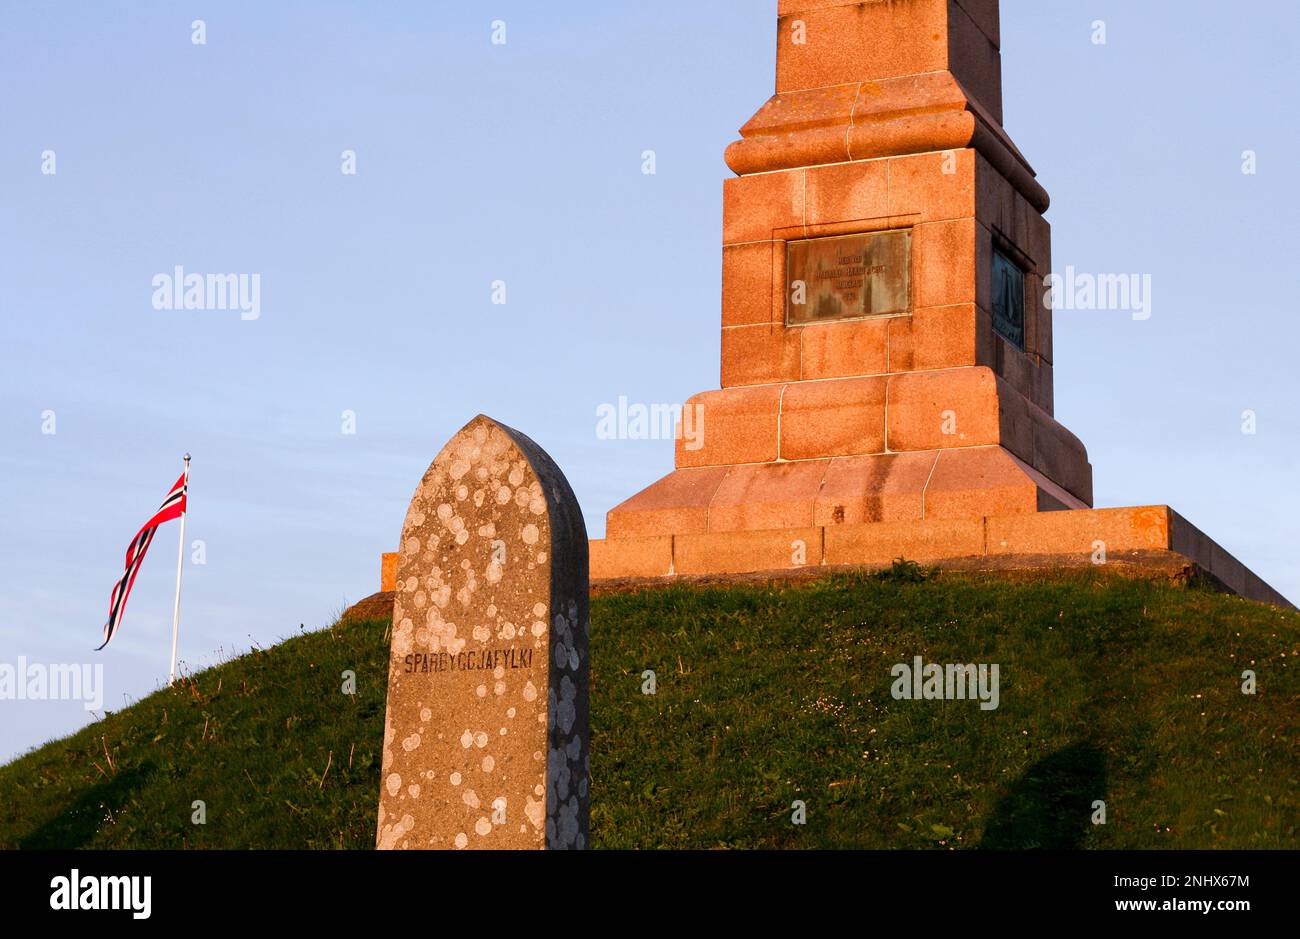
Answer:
[401,646,536,674]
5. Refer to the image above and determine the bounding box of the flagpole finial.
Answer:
[183,453,191,462]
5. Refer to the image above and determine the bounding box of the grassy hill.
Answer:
[2,567,1296,849]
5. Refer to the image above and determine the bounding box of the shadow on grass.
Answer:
[19,764,155,850]
[979,743,1107,850]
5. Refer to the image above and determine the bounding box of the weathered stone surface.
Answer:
[376,415,589,850]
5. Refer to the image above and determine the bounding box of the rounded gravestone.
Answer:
[376,415,590,850]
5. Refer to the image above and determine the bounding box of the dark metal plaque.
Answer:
[786,230,911,325]
[991,249,1026,350]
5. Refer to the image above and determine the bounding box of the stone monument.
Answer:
[376,415,590,849]
[370,1,1287,607]
[585,0,1291,607]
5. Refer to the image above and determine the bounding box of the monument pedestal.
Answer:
[585,0,1293,609]
[370,1,1288,609]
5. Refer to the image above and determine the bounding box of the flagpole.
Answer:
[168,454,190,687]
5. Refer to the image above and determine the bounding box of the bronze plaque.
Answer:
[786,230,911,325]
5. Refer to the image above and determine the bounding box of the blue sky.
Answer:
[1,0,1296,761]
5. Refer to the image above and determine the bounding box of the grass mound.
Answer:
[2,569,1295,849]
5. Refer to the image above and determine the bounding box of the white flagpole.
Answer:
[168,454,190,687]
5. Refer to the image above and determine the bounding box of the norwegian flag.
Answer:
[97,471,188,650]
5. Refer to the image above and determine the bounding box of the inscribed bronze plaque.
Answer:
[786,230,911,325]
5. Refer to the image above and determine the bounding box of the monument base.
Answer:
[377,504,1291,610]
[606,445,1088,539]
[587,505,1294,609]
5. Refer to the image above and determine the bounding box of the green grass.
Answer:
[2,568,1296,849]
